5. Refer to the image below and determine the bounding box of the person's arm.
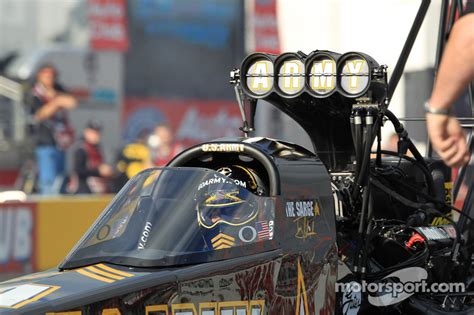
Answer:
[426,13,474,167]
[55,83,78,110]
[55,94,78,110]
[74,147,101,178]
[34,98,61,121]
[429,14,474,110]
[33,94,78,121]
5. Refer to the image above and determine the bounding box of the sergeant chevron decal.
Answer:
[75,264,134,283]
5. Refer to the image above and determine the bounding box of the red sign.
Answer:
[253,0,280,54]
[123,98,243,147]
[0,203,37,274]
[88,0,129,51]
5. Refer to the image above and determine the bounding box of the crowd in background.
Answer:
[28,64,183,195]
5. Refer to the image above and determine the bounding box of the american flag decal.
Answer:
[256,221,270,240]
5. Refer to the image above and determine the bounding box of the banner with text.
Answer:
[123,98,243,146]
[88,0,129,51]
[253,0,280,54]
[0,203,36,274]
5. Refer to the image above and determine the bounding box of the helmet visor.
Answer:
[197,180,258,229]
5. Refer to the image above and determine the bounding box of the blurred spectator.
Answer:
[29,64,77,194]
[113,129,152,192]
[148,123,183,166]
[68,120,113,194]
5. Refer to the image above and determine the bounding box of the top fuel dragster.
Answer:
[0,0,473,314]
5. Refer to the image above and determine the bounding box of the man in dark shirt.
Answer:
[30,64,77,194]
[70,120,113,194]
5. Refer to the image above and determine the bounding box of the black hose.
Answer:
[352,110,376,199]
[376,150,436,197]
[361,192,374,279]
[376,128,382,167]
[377,150,417,163]
[381,173,474,223]
[350,111,356,151]
[354,109,363,177]
[361,111,375,182]
[371,177,429,209]
[354,186,370,273]
[384,110,435,196]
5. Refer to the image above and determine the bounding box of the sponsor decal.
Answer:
[415,226,456,241]
[239,221,274,243]
[238,226,257,243]
[286,200,321,240]
[268,220,274,240]
[198,176,247,191]
[444,181,453,205]
[0,203,36,273]
[430,182,453,225]
[431,215,452,226]
[0,284,60,309]
[138,221,153,250]
[202,143,245,153]
[217,167,233,177]
[442,225,457,239]
[285,200,320,218]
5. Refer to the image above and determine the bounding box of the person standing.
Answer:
[29,64,77,194]
[148,123,183,166]
[69,120,113,194]
[113,129,152,192]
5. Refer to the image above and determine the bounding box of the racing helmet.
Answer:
[216,165,267,196]
[196,166,271,250]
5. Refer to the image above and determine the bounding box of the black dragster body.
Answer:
[1,1,473,314]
